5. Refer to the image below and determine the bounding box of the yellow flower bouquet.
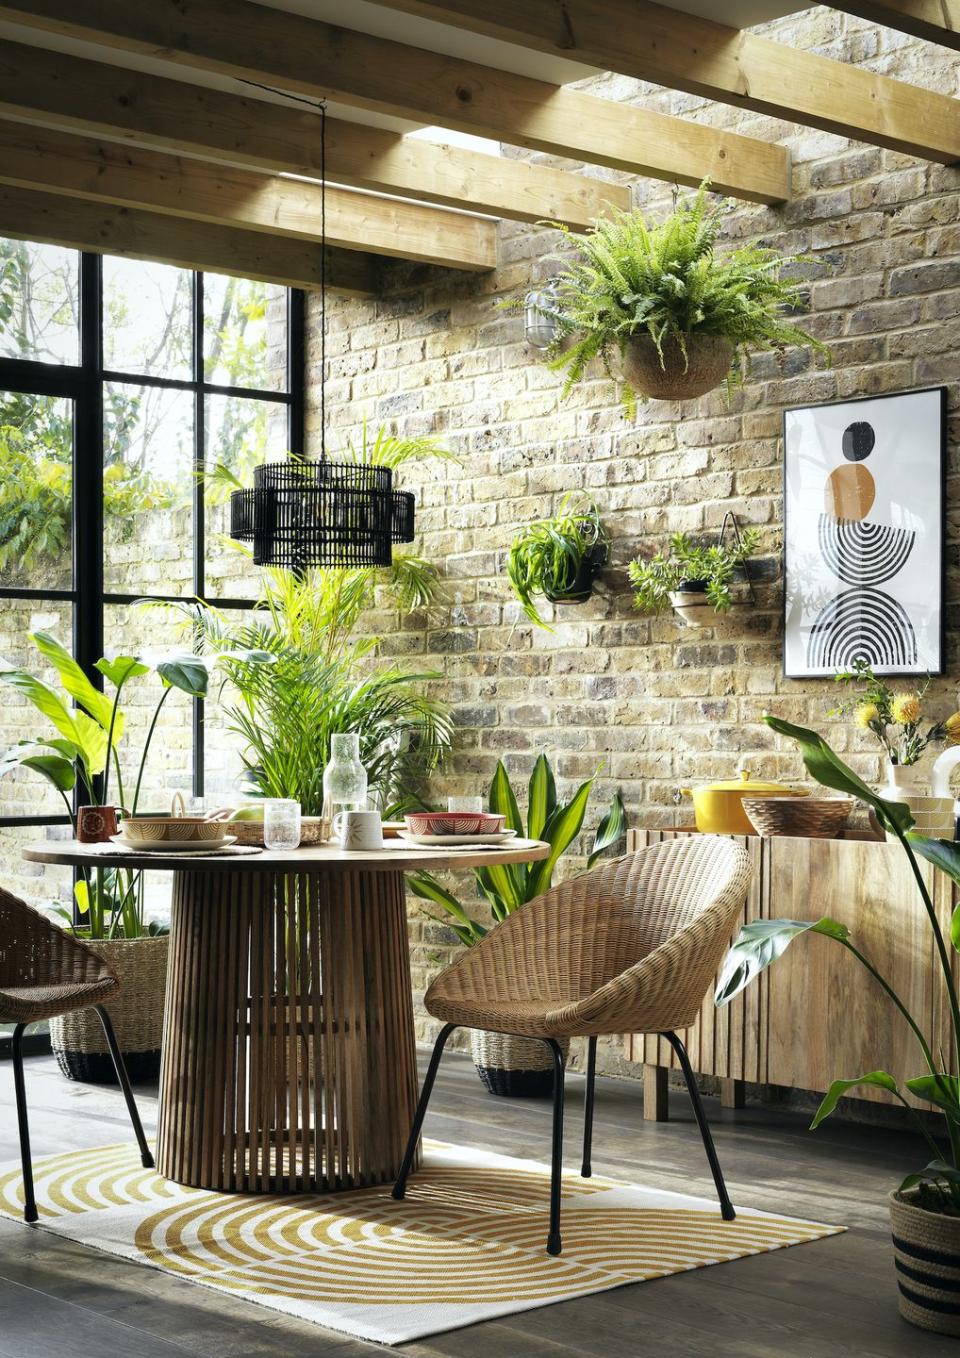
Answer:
[831,660,960,768]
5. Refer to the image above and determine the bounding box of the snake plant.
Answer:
[408,754,626,946]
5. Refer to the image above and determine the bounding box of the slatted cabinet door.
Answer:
[763,835,938,1104]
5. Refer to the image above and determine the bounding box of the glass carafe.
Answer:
[321,733,368,840]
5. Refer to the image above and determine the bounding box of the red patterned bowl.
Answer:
[404,811,506,837]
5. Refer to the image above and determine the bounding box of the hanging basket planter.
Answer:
[621,333,735,402]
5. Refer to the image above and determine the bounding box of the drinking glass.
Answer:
[263,798,301,850]
[448,795,484,814]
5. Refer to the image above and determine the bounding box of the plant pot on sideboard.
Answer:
[890,1189,960,1336]
[622,333,734,402]
[50,935,168,1083]
[471,1030,570,1097]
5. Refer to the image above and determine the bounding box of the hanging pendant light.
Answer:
[230,99,413,568]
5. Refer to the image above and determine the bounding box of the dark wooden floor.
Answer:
[0,1048,954,1358]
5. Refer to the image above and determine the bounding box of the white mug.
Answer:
[333,809,384,851]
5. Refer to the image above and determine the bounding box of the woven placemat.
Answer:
[83,842,263,858]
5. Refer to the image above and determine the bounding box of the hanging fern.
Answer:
[515,184,829,413]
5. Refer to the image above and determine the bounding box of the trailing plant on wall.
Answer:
[507,492,609,629]
[522,183,828,412]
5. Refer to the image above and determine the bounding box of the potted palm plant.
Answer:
[716,715,960,1337]
[508,493,609,629]
[0,632,241,1081]
[628,528,760,627]
[531,183,827,410]
[409,755,626,1095]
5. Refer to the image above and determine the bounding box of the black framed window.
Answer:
[0,238,304,911]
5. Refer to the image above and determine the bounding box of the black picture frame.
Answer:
[781,385,947,680]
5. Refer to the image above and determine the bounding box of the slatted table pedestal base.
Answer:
[157,867,419,1194]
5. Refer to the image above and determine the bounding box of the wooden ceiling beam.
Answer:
[0,0,791,203]
[828,1,960,51]
[0,38,627,230]
[0,183,376,294]
[0,120,497,272]
[370,0,960,162]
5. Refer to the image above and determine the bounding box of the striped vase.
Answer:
[890,1190,960,1336]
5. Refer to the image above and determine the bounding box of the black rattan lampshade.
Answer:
[228,98,416,569]
[230,460,399,568]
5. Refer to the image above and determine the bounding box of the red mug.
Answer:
[76,805,127,844]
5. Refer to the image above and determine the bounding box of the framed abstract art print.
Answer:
[783,387,945,678]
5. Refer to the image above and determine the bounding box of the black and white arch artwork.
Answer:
[783,388,945,678]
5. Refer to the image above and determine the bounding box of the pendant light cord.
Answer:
[238,79,328,462]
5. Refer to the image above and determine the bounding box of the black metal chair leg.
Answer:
[94,1006,154,1169]
[11,1024,37,1223]
[545,1037,566,1255]
[392,1023,457,1200]
[581,1035,597,1178]
[663,1030,735,1221]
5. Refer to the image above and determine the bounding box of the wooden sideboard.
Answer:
[626,827,953,1120]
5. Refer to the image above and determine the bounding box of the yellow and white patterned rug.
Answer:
[0,1140,842,1344]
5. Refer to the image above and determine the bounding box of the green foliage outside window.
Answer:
[0,239,281,578]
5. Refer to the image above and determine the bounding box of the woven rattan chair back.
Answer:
[0,886,116,1024]
[425,834,753,1037]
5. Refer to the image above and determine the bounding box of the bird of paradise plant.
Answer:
[716,714,960,1213]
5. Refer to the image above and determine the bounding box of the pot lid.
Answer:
[689,769,808,795]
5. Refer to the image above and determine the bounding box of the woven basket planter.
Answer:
[890,1190,960,1336]
[50,936,168,1084]
[622,334,734,402]
[471,1030,570,1098]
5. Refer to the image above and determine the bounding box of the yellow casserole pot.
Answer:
[681,769,809,836]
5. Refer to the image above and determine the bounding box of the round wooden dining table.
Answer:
[23,837,548,1196]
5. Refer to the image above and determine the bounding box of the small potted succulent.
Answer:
[526,183,827,410]
[507,493,609,629]
[628,528,760,628]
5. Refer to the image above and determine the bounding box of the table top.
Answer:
[22,838,551,874]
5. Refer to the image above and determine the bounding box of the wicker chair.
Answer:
[0,887,154,1222]
[393,835,753,1255]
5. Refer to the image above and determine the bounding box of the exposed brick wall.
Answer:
[306,8,960,1072]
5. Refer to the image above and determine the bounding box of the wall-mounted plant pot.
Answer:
[622,334,734,402]
[543,540,607,605]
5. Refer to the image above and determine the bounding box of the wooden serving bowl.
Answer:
[743,795,854,839]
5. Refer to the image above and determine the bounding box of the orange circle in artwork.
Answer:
[824,463,875,521]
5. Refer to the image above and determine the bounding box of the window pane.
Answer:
[202,607,259,805]
[0,600,76,819]
[103,382,194,596]
[204,393,287,599]
[204,274,287,392]
[0,392,72,589]
[0,238,79,365]
[0,824,73,914]
[103,257,192,379]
